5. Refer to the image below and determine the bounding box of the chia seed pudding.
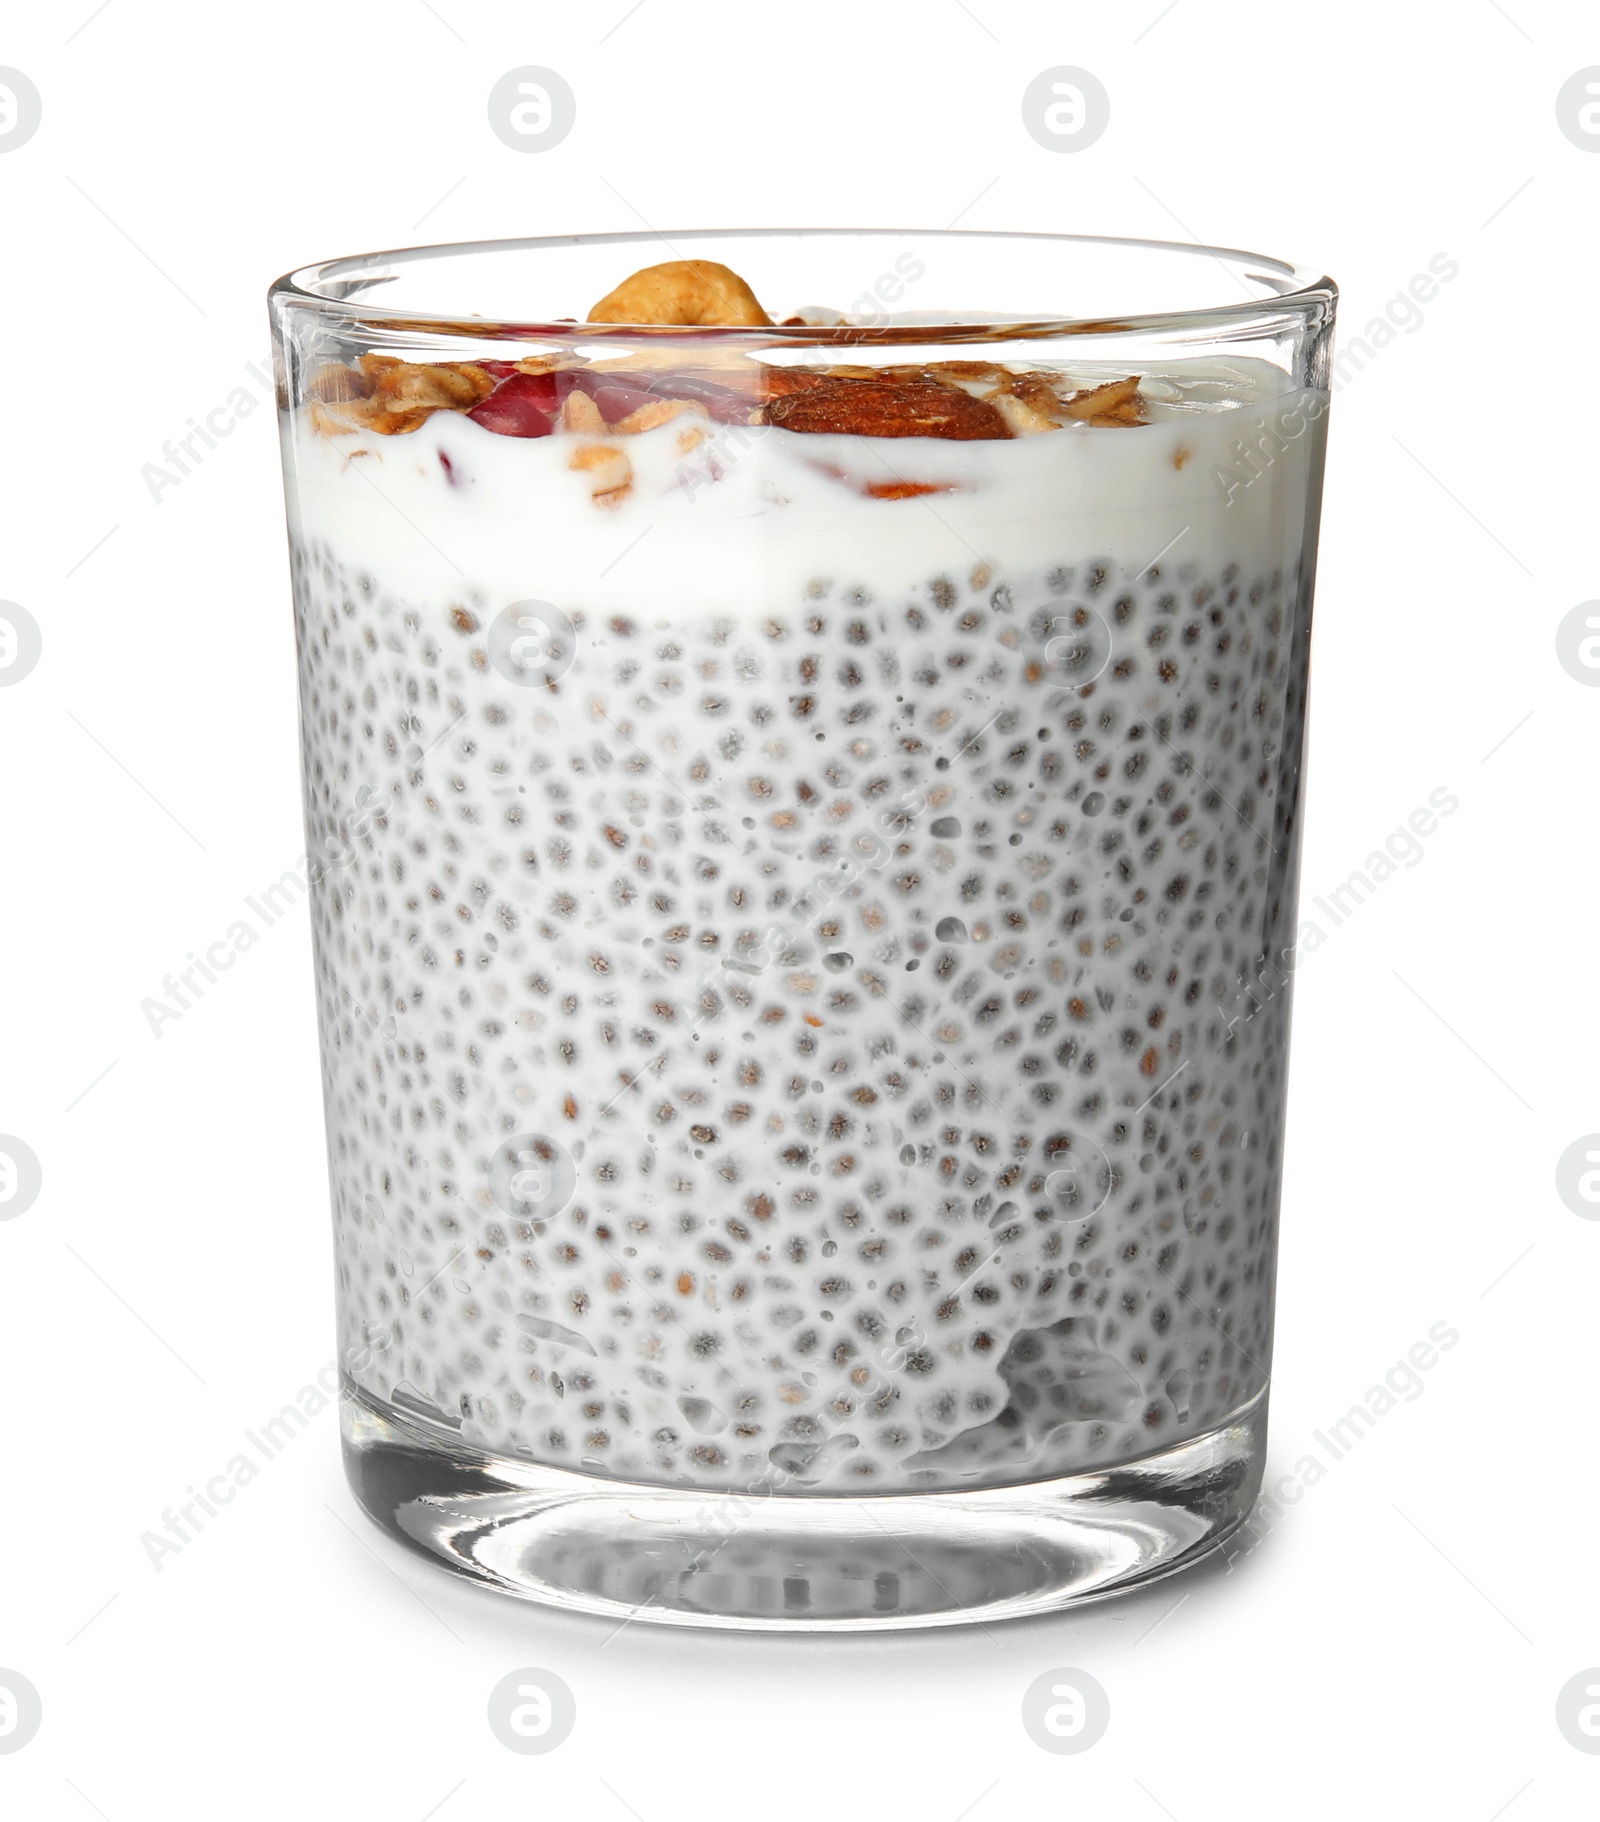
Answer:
[279,261,1325,1499]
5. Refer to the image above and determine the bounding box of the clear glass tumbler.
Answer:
[269,230,1335,1630]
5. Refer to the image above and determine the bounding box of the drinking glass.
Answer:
[269,229,1335,1629]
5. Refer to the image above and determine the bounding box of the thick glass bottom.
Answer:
[340,1378,1267,1632]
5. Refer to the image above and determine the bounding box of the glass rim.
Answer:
[269,226,1337,347]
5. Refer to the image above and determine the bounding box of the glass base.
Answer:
[340,1379,1267,1632]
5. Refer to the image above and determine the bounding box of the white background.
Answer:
[1,2,1596,1816]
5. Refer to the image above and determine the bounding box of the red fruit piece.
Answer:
[581,367,757,425]
[468,364,761,437]
[642,370,757,424]
[468,370,563,437]
[580,375,663,423]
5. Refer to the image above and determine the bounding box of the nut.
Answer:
[988,391,1061,437]
[1059,375,1148,427]
[307,362,368,404]
[985,368,1149,430]
[359,354,494,411]
[513,352,589,376]
[753,367,831,403]
[568,440,632,508]
[763,376,1011,440]
[610,397,709,436]
[309,355,495,436]
[587,259,772,327]
[310,396,432,437]
[882,360,1004,393]
[557,389,608,434]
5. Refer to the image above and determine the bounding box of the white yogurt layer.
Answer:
[283,358,1327,618]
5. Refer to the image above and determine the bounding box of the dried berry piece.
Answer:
[559,356,799,422]
[643,370,760,423]
[468,369,562,437]
[581,374,669,424]
[805,459,959,501]
[863,479,954,499]
[764,377,1011,441]
[470,365,651,436]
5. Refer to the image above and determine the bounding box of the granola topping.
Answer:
[302,258,1154,472]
